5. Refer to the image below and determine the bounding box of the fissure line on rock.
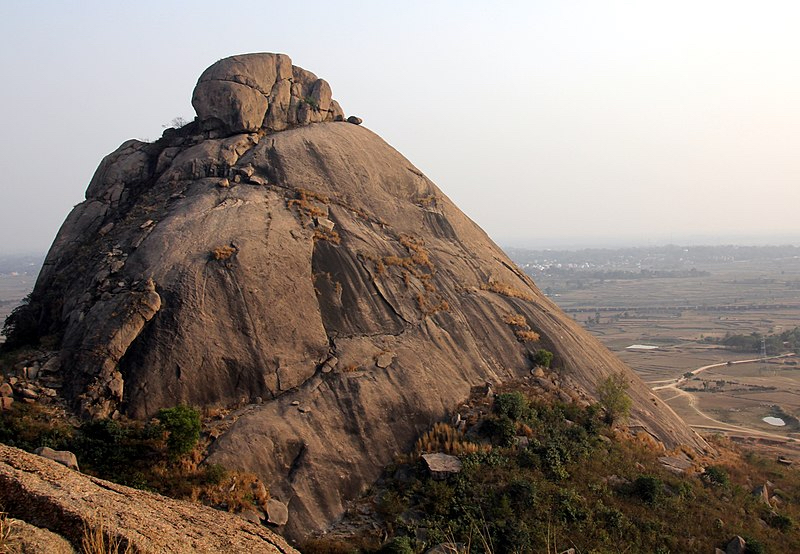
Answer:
[498,257,537,291]
[200,76,274,97]
[287,443,307,483]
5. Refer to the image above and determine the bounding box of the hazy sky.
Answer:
[1,1,799,254]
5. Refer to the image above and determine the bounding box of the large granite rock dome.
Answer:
[5,53,706,540]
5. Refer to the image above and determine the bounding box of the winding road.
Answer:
[648,353,799,443]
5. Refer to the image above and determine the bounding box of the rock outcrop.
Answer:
[0,444,296,553]
[192,53,344,134]
[4,53,707,539]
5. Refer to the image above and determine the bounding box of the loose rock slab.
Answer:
[33,447,79,472]
[422,453,462,480]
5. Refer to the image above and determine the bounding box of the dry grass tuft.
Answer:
[193,471,270,513]
[313,228,341,244]
[514,329,541,342]
[415,293,450,316]
[502,312,541,343]
[415,194,439,208]
[399,234,432,269]
[0,511,11,554]
[211,245,236,261]
[81,515,131,554]
[287,188,329,219]
[502,313,527,326]
[481,281,533,301]
[365,234,448,316]
[414,422,486,457]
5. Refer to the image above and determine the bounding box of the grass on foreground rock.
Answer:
[304,382,800,554]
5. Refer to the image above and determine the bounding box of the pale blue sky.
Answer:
[2,1,799,253]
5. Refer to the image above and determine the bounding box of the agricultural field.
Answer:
[510,245,800,456]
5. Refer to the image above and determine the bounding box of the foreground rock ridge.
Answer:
[7,52,705,539]
[0,444,296,553]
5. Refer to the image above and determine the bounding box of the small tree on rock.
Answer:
[156,405,201,458]
[597,372,632,425]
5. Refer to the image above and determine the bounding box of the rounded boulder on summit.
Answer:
[5,52,706,541]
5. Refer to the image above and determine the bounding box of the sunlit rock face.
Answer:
[192,53,344,133]
[11,52,706,540]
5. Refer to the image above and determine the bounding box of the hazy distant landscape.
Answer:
[509,244,800,454]
[0,254,41,334]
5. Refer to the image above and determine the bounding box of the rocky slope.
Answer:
[0,444,296,553]
[3,53,707,539]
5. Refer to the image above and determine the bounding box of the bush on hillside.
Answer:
[597,371,632,425]
[156,405,201,458]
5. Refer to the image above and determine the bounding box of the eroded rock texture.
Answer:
[192,53,344,133]
[7,53,706,539]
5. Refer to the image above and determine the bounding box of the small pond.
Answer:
[626,344,659,350]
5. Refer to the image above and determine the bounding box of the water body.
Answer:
[627,344,659,350]
[763,416,786,426]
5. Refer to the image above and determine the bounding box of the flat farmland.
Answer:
[511,246,800,455]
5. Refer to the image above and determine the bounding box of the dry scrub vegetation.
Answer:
[313,228,341,245]
[414,422,486,457]
[481,280,534,302]
[366,234,449,316]
[287,188,329,219]
[210,245,236,261]
[81,515,131,554]
[502,312,541,343]
[0,511,11,554]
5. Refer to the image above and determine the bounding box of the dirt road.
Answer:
[650,353,799,443]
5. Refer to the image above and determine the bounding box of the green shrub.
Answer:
[557,489,588,523]
[532,349,553,368]
[632,475,663,505]
[376,489,406,522]
[378,536,414,554]
[769,512,793,532]
[744,537,766,554]
[506,478,536,507]
[493,391,529,421]
[202,463,227,485]
[485,415,517,447]
[0,403,73,451]
[422,479,455,516]
[702,466,730,487]
[156,405,201,458]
